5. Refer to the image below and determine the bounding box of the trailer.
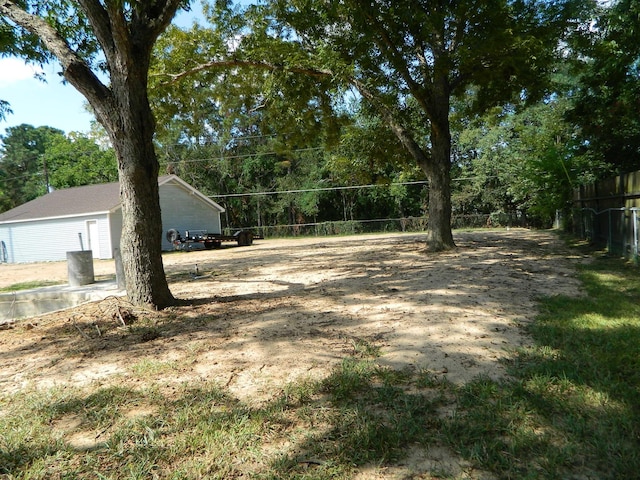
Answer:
[166,229,258,251]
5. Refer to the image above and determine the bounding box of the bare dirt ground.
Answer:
[0,229,585,478]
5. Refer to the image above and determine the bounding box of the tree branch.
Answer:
[76,0,115,59]
[160,54,431,170]
[157,58,334,84]
[350,78,431,171]
[1,1,75,64]
[356,3,434,115]
[143,0,185,39]
[0,0,110,106]
[151,5,431,170]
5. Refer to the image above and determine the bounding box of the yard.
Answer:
[1,229,638,479]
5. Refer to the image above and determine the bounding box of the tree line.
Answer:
[0,0,638,308]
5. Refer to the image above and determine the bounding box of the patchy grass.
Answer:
[0,280,62,292]
[1,245,639,479]
[0,358,450,479]
[441,254,640,479]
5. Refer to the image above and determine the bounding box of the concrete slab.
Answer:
[0,281,125,324]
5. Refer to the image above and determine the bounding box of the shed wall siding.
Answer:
[159,183,222,250]
[109,209,123,255]
[0,214,111,263]
[0,177,223,262]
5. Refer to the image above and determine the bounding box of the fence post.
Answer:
[634,209,639,264]
[608,209,613,253]
[623,207,627,257]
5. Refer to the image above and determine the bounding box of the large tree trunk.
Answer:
[423,75,456,251]
[109,125,175,309]
[101,59,175,308]
[0,0,180,309]
[386,112,456,251]
[424,124,455,250]
[424,130,455,251]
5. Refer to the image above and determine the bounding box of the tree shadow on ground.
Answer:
[443,258,640,479]
[0,351,462,478]
[0,230,583,391]
[0,244,640,479]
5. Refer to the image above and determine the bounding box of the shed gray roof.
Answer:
[0,181,121,223]
[0,175,223,224]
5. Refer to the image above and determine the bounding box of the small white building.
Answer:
[0,175,225,263]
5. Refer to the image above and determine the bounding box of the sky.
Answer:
[0,58,94,137]
[0,5,206,138]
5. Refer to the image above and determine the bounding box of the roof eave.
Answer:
[160,174,226,213]
[0,210,112,226]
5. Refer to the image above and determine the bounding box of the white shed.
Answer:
[0,175,225,263]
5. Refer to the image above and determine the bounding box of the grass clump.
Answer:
[0,350,450,479]
[441,254,640,479]
[2,241,639,479]
[0,280,62,292]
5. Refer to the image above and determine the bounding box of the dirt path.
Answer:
[0,229,583,394]
[0,229,586,478]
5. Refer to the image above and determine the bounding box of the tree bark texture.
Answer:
[104,87,175,309]
[0,0,179,308]
[424,133,455,251]
[88,10,176,309]
[423,75,456,251]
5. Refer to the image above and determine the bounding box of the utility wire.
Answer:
[161,133,279,147]
[210,181,429,198]
[164,146,324,164]
[0,171,44,182]
[208,176,489,198]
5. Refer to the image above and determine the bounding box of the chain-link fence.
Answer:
[572,207,640,262]
[229,214,494,239]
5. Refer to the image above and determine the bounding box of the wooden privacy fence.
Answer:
[572,170,640,261]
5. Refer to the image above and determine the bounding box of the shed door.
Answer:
[86,220,100,258]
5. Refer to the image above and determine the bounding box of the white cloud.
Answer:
[0,58,44,87]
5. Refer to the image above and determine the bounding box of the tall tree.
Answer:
[455,98,605,226]
[0,1,186,308]
[45,131,118,188]
[568,0,640,173]
[0,125,117,212]
[182,0,591,250]
[0,124,64,211]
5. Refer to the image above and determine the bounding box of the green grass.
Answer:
[1,245,639,479]
[0,280,62,292]
[0,359,446,479]
[442,254,640,479]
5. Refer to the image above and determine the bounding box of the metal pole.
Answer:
[608,209,612,253]
[634,209,638,262]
